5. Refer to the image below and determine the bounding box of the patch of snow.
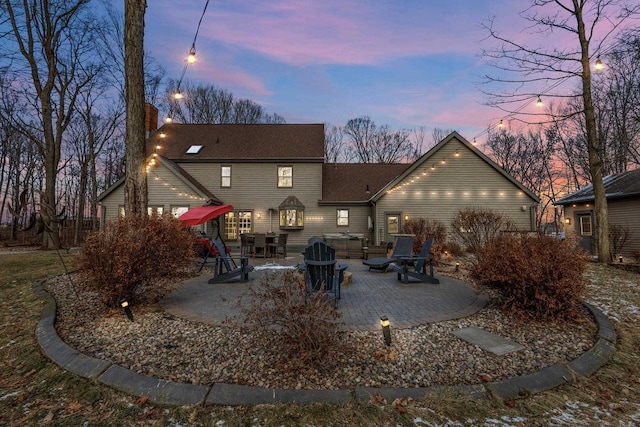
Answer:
[0,391,19,401]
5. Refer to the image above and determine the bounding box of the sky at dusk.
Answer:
[138,0,620,143]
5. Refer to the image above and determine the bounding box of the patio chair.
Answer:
[207,239,254,284]
[240,233,254,257]
[391,238,439,284]
[268,233,288,259]
[362,235,415,272]
[304,241,347,308]
[253,233,268,258]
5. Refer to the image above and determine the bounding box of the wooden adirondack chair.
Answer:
[391,238,439,284]
[207,239,254,284]
[363,235,415,272]
[303,241,347,308]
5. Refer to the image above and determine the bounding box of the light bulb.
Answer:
[164,116,173,123]
[536,96,543,107]
[173,91,183,100]
[187,51,196,64]
[594,57,603,70]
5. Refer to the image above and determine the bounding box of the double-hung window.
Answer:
[278,166,293,187]
[337,209,349,226]
[221,166,231,187]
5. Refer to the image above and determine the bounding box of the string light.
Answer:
[166,0,211,121]
[536,96,543,107]
[594,57,603,70]
[498,119,504,128]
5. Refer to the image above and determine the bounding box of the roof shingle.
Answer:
[147,123,325,162]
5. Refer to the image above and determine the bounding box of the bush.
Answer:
[79,213,197,307]
[239,271,348,370]
[450,207,515,252]
[609,224,631,259]
[401,217,447,256]
[471,234,587,322]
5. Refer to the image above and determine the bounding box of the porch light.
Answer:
[120,298,134,322]
[565,218,571,225]
[441,158,445,164]
[404,214,409,221]
[380,316,392,346]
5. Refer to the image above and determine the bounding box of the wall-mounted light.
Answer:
[120,298,134,322]
[159,132,166,138]
[565,218,571,225]
[441,158,445,164]
[380,316,391,346]
[404,214,409,221]
[454,149,459,157]
[431,164,435,170]
[256,212,261,219]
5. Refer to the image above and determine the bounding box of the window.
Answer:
[579,215,592,236]
[171,206,189,218]
[278,195,305,230]
[278,166,293,187]
[221,166,231,187]
[280,209,304,228]
[224,211,253,240]
[186,145,203,154]
[147,206,164,215]
[337,209,349,226]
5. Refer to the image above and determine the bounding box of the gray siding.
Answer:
[181,162,324,247]
[608,198,640,258]
[374,139,537,244]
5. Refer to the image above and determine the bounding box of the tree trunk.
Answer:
[123,0,148,215]
[575,1,610,263]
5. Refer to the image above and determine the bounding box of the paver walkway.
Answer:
[161,256,488,331]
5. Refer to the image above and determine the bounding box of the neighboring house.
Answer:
[555,169,640,258]
[98,112,540,251]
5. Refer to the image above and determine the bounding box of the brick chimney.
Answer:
[144,103,158,137]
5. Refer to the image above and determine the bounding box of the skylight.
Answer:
[185,145,203,154]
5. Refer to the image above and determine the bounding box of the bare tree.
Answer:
[324,124,345,163]
[123,0,147,215]
[343,116,412,163]
[481,0,639,263]
[165,80,284,125]
[1,0,103,248]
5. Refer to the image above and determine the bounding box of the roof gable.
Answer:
[555,168,640,205]
[97,155,221,204]
[372,131,540,202]
[147,123,325,162]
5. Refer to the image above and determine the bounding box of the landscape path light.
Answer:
[380,316,392,346]
[120,298,134,322]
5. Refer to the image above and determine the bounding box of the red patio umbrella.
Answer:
[178,204,234,226]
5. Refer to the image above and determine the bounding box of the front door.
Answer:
[385,213,400,244]
[577,212,594,253]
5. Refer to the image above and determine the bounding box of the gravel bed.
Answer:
[46,271,597,391]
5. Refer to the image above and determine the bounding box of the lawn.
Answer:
[0,249,639,426]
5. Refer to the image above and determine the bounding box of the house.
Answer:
[555,169,640,259]
[98,112,540,252]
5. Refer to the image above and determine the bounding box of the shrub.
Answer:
[609,224,631,260]
[450,207,515,252]
[79,213,197,307]
[632,249,640,263]
[401,217,447,256]
[238,270,348,371]
[471,233,587,322]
